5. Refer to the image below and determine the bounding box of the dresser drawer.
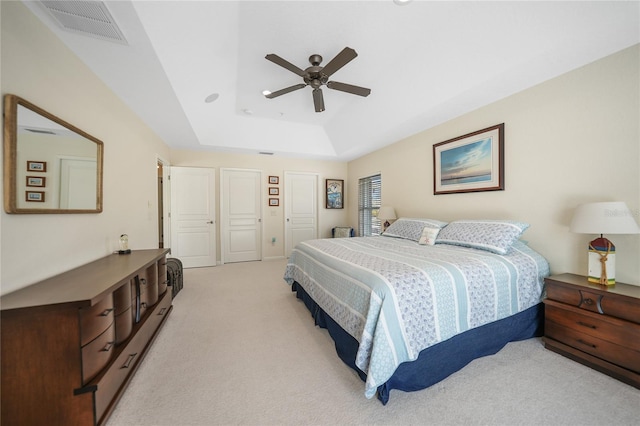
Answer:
[158,257,168,296]
[81,322,116,385]
[140,265,159,307]
[545,321,640,373]
[79,296,114,347]
[114,306,133,345]
[113,280,132,315]
[94,326,146,423]
[545,301,640,352]
[94,291,172,424]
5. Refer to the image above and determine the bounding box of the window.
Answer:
[358,174,381,236]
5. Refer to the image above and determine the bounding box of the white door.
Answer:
[59,158,97,209]
[170,167,216,268]
[221,169,262,263]
[284,172,318,257]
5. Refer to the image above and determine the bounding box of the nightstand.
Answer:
[543,273,640,389]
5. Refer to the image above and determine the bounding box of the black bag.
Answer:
[166,257,184,299]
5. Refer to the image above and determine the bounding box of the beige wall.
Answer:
[0,2,348,294]
[169,150,347,260]
[2,0,638,294]
[348,44,640,285]
[1,2,171,294]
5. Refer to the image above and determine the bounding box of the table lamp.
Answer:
[569,201,640,285]
[378,206,397,230]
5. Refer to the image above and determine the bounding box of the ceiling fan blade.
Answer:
[327,81,371,97]
[265,54,306,77]
[312,88,325,113]
[320,47,358,78]
[265,83,307,99]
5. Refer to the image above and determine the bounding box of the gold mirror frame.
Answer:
[3,95,104,214]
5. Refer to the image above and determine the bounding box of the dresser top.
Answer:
[1,249,169,312]
[546,273,640,299]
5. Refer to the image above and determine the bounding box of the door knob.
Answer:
[206,220,213,224]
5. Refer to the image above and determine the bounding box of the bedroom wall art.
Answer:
[433,123,504,195]
[326,178,344,209]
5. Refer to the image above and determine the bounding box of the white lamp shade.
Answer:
[570,202,640,235]
[378,206,397,221]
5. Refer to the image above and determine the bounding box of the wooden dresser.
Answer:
[543,273,640,388]
[1,249,171,425]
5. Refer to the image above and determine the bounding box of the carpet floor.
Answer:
[106,259,639,425]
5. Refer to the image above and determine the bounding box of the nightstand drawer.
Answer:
[545,301,640,352]
[546,280,640,323]
[545,321,640,373]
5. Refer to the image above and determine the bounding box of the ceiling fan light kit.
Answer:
[264,47,371,113]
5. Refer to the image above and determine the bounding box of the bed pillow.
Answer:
[418,226,440,245]
[383,217,448,242]
[435,220,529,254]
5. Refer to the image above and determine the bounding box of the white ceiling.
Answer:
[24,1,640,161]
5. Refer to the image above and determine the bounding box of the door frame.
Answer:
[219,168,264,265]
[157,155,171,250]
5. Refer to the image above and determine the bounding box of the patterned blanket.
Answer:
[284,236,549,398]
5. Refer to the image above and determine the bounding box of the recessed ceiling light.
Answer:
[205,93,219,103]
[393,0,412,5]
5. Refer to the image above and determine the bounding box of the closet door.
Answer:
[284,172,318,258]
[220,168,262,263]
[170,166,216,268]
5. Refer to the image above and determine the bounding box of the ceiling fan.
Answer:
[264,47,371,113]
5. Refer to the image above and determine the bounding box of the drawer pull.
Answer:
[577,339,597,349]
[140,278,147,286]
[577,321,596,329]
[583,298,593,305]
[158,307,166,316]
[141,302,147,309]
[102,341,115,352]
[122,353,138,369]
[100,308,114,317]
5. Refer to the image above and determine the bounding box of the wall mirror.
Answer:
[3,95,103,213]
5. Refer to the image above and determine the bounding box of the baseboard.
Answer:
[262,256,286,261]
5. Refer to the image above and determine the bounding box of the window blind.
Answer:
[358,174,381,236]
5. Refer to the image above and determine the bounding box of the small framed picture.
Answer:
[269,187,279,195]
[269,198,279,206]
[268,176,279,184]
[25,191,45,202]
[27,161,47,172]
[26,176,46,187]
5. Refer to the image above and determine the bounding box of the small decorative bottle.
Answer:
[119,234,131,254]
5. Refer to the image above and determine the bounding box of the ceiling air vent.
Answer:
[40,0,128,45]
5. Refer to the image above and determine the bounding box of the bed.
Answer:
[283,218,550,404]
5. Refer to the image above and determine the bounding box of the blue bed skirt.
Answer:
[291,281,544,404]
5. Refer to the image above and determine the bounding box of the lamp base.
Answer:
[587,236,616,285]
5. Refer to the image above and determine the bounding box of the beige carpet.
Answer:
[107,259,639,426]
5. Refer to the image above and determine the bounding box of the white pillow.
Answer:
[418,227,440,245]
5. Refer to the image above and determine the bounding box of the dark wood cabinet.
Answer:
[543,273,640,389]
[1,249,172,425]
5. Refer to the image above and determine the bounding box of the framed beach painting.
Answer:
[433,123,504,195]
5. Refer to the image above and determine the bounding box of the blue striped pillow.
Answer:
[435,220,529,254]
[383,218,448,242]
